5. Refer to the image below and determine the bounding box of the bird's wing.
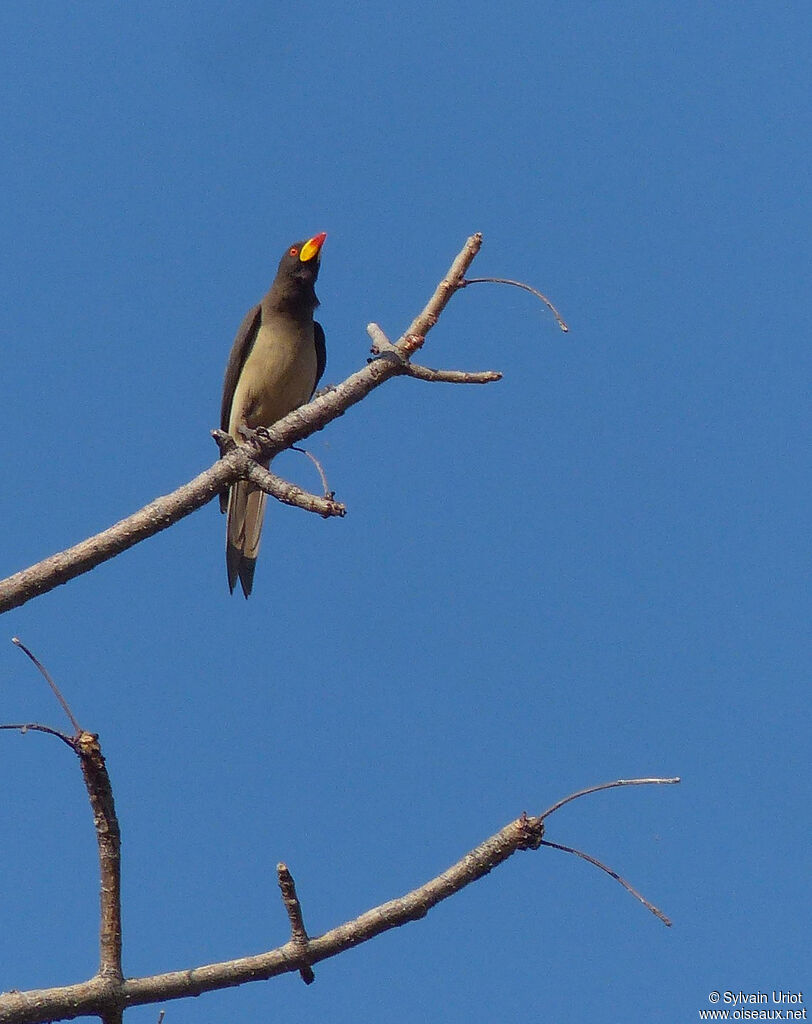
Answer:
[312,320,326,396]
[220,303,262,433]
[219,302,261,513]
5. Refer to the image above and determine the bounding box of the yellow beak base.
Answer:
[299,232,327,262]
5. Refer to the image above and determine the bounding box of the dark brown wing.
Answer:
[312,320,326,396]
[219,302,262,513]
[220,303,262,432]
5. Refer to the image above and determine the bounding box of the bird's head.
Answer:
[268,232,326,313]
[278,231,326,283]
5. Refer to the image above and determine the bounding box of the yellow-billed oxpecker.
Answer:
[220,232,327,597]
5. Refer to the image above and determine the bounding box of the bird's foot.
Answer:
[238,424,271,444]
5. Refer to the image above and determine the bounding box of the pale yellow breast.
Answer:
[228,318,317,437]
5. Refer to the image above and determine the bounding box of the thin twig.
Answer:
[11,637,82,735]
[277,863,315,984]
[535,777,679,927]
[540,777,681,820]
[541,839,672,927]
[291,447,334,500]
[0,722,76,749]
[463,276,569,332]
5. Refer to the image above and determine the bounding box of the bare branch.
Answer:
[75,730,123,981]
[0,461,233,615]
[400,233,483,350]
[0,235,485,617]
[276,863,315,985]
[1,710,123,1007]
[5,638,124,984]
[0,771,678,1024]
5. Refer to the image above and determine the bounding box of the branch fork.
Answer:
[211,430,344,519]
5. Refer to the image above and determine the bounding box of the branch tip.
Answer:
[540,776,680,820]
[277,863,315,984]
[542,839,672,927]
[0,721,77,748]
[11,637,82,735]
[211,429,237,455]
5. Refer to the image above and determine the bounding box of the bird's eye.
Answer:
[289,246,299,257]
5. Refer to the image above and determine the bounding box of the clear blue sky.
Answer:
[1,2,808,1021]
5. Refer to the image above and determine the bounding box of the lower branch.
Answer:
[244,462,345,518]
[0,778,677,1024]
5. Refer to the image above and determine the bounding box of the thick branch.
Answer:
[0,727,123,1024]
[276,863,315,984]
[405,365,502,384]
[0,234,487,616]
[75,731,123,982]
[0,809,539,1023]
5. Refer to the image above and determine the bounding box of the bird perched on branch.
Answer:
[220,232,327,597]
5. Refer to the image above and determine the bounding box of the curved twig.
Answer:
[0,722,77,749]
[463,276,569,332]
[290,447,333,501]
[12,637,82,735]
[541,839,672,926]
[540,776,680,820]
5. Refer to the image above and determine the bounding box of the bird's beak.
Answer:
[299,232,327,262]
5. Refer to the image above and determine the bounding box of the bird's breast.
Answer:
[229,318,318,434]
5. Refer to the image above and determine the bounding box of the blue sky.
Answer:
[1,2,809,1021]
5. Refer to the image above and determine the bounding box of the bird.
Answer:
[219,232,327,597]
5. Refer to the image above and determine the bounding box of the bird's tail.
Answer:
[225,479,267,598]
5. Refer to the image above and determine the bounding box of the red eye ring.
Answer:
[289,246,299,257]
